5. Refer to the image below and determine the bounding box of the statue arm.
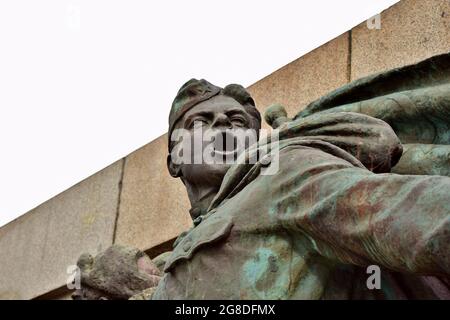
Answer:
[288,83,450,177]
[276,111,403,173]
[274,144,450,276]
[304,84,450,145]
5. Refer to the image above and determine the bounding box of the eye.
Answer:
[189,118,208,129]
[230,115,247,127]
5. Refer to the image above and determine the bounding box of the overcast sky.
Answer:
[0,0,399,227]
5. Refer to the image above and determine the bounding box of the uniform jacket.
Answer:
[153,112,450,299]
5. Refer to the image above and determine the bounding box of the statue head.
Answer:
[167,79,261,218]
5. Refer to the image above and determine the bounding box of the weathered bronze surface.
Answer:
[74,53,450,300]
[71,245,161,300]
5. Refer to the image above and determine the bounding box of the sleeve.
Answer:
[278,112,403,173]
[272,143,450,277]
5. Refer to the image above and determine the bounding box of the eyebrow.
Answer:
[184,107,249,125]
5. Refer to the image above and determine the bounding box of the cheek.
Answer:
[233,130,259,152]
[170,140,194,165]
[171,132,216,165]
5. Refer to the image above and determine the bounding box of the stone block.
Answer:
[248,33,350,123]
[351,0,450,80]
[114,135,192,251]
[0,160,123,299]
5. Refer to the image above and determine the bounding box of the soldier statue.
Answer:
[72,53,450,300]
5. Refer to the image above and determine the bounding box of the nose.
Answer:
[211,113,232,129]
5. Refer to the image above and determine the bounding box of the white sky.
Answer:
[0,0,399,227]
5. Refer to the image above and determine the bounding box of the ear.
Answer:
[167,154,182,178]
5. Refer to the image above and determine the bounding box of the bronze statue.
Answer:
[73,53,450,300]
[71,245,162,300]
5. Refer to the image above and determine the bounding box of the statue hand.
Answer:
[72,245,162,300]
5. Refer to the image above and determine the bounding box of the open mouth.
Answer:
[213,131,238,156]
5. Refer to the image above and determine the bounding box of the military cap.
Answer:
[168,79,259,150]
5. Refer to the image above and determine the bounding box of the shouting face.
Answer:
[168,94,260,189]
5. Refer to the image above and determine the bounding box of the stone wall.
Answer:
[0,0,449,300]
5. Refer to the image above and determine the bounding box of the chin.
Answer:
[205,163,232,177]
[182,163,231,186]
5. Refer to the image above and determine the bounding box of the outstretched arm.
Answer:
[273,144,450,276]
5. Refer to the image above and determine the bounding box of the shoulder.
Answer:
[263,138,365,179]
